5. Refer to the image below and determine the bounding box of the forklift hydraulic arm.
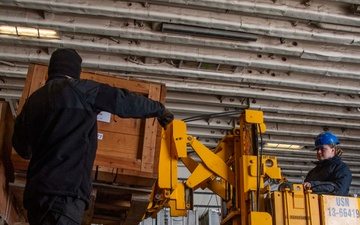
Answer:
[145,110,282,223]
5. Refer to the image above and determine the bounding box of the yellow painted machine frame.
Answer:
[145,110,360,225]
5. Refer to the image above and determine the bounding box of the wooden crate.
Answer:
[1,101,26,225]
[11,64,165,187]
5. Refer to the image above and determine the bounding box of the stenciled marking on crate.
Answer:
[322,195,360,225]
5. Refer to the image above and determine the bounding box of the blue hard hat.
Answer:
[314,132,340,149]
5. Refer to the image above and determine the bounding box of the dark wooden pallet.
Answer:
[9,181,152,225]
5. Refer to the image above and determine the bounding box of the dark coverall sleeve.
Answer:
[308,164,352,196]
[82,81,165,118]
[12,102,32,159]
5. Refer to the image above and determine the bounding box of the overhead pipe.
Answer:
[146,0,360,27]
[0,77,25,89]
[0,64,29,78]
[0,89,22,99]
[249,98,360,120]
[314,22,360,33]
[161,23,258,42]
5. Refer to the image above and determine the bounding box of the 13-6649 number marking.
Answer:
[327,207,360,218]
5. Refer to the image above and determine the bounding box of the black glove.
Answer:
[157,108,174,130]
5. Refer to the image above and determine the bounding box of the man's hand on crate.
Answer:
[158,108,174,130]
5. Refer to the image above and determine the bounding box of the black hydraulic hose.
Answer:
[182,110,244,122]
[257,124,264,211]
[310,183,337,194]
[252,124,259,156]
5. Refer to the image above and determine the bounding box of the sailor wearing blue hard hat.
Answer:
[303,132,352,196]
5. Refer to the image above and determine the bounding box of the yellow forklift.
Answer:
[145,110,360,225]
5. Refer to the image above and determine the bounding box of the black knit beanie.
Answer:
[48,48,82,79]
